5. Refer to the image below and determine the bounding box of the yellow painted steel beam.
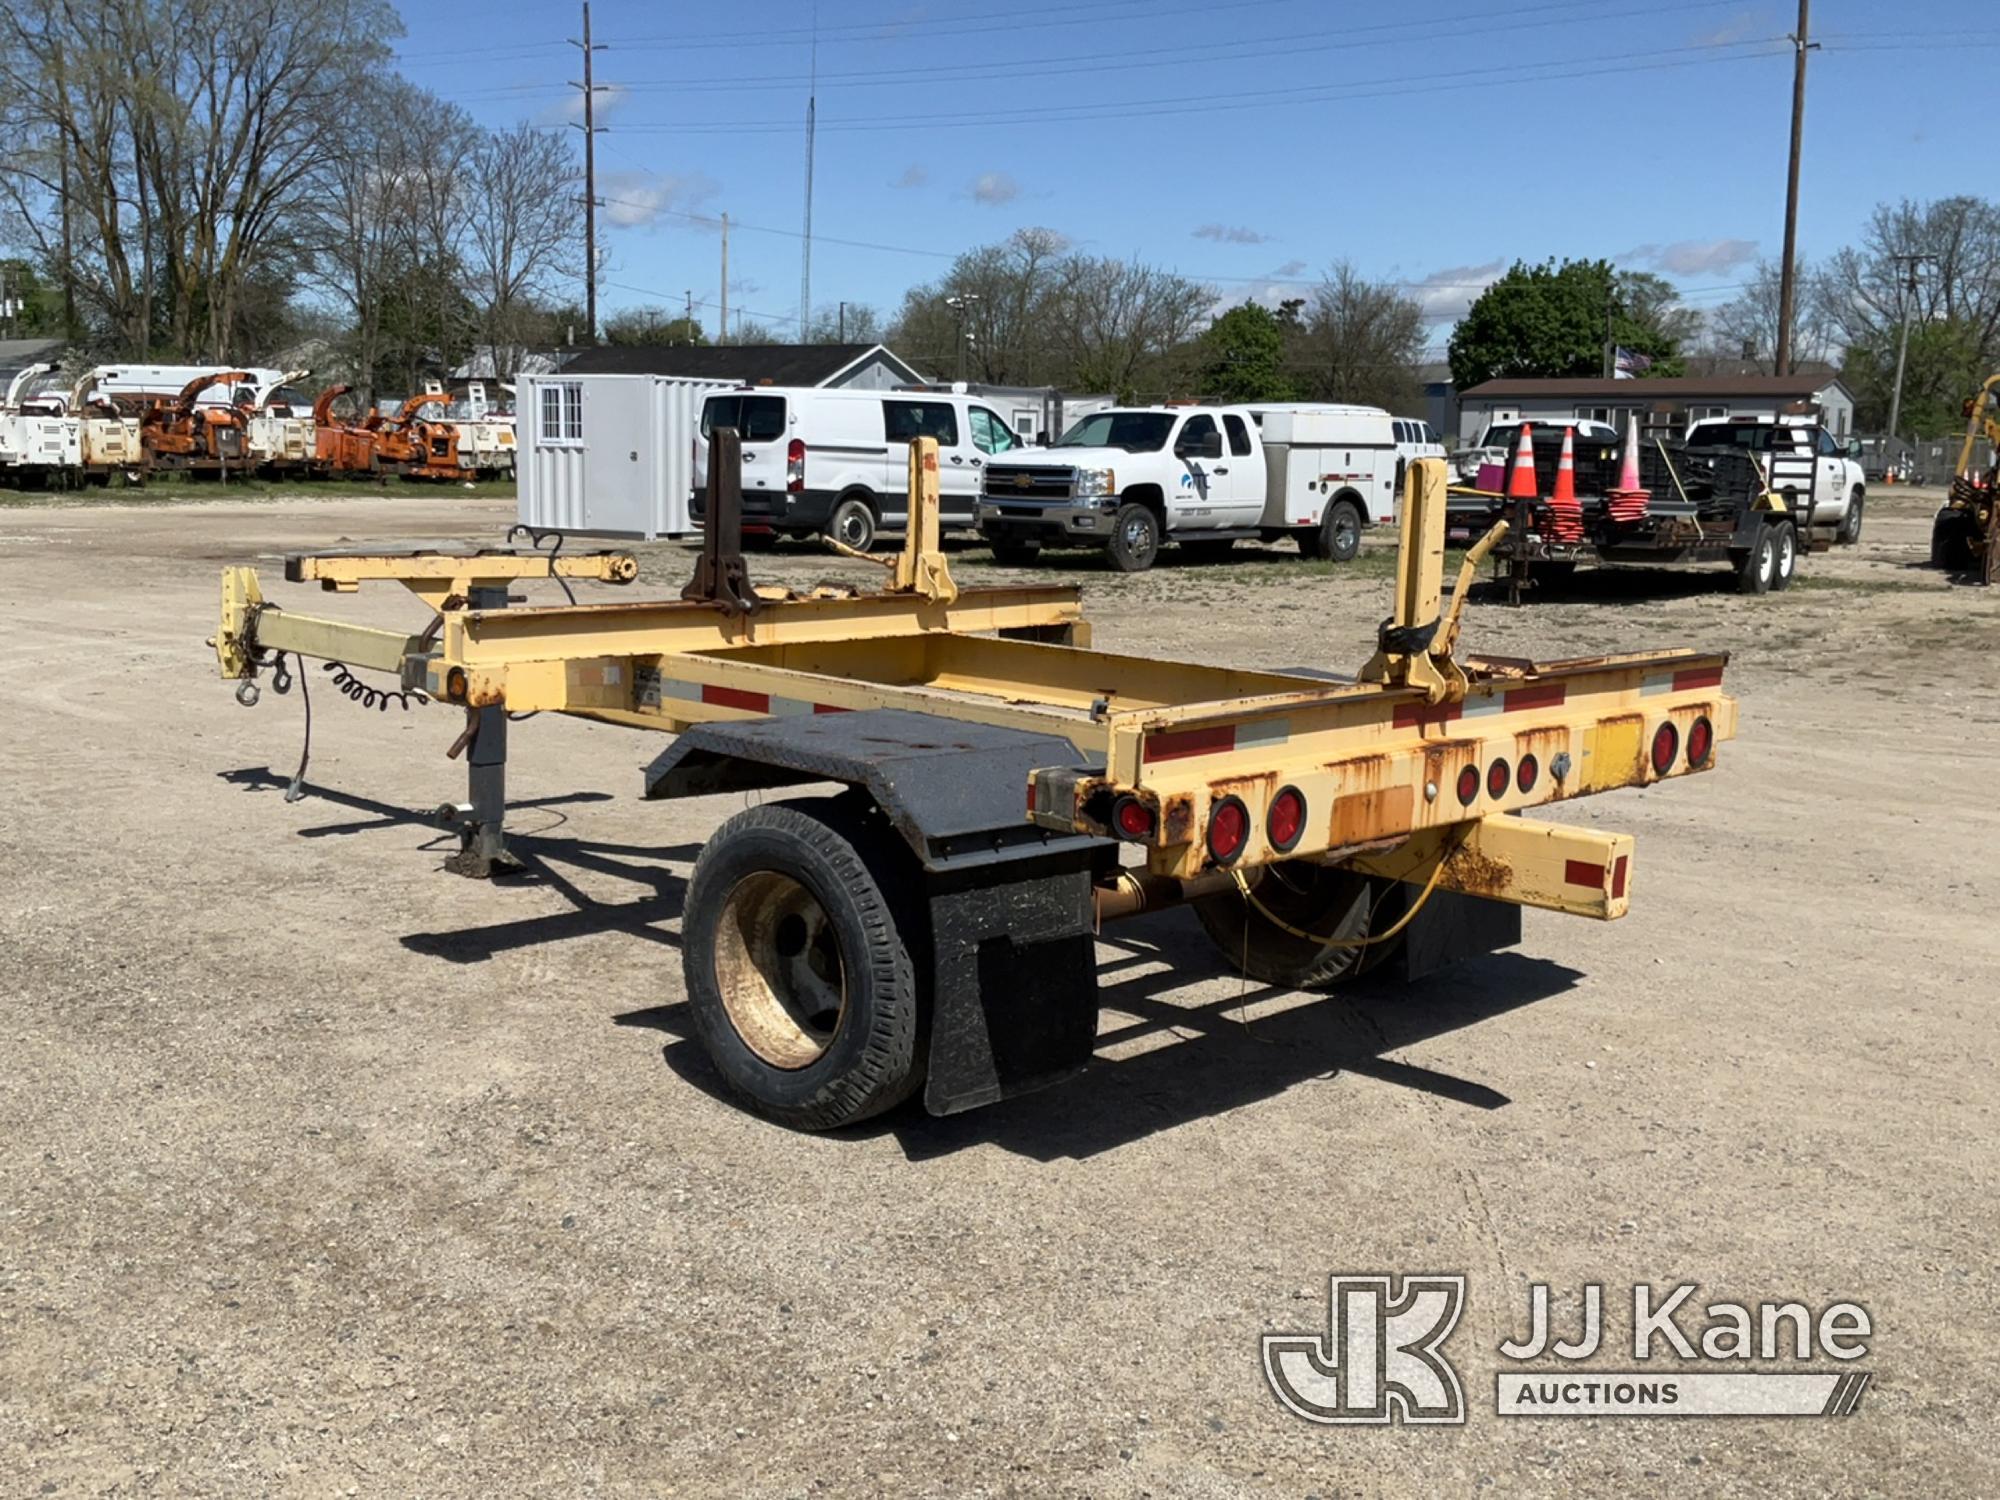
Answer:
[214,566,428,678]
[286,548,639,609]
[1348,815,1637,921]
[439,584,1085,667]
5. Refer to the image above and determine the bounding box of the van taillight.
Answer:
[787,438,806,492]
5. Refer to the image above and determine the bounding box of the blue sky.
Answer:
[392,0,1977,352]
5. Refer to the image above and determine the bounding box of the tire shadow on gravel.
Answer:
[631,905,1581,1160]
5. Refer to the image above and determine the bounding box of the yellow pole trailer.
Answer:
[212,446,1735,1128]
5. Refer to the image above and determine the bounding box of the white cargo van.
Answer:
[692,386,1025,550]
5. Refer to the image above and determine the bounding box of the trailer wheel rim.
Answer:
[713,871,848,1070]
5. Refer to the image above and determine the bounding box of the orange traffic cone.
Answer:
[1505,423,1538,499]
[1548,426,1584,541]
[1607,412,1651,523]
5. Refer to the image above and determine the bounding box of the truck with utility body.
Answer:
[976,402,1403,571]
[209,443,1736,1131]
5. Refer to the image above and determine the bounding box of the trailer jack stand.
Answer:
[440,583,524,878]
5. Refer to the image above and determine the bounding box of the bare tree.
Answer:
[464,124,581,377]
[889,228,1068,382]
[1705,258,1839,372]
[1290,262,1426,409]
[1048,256,1212,399]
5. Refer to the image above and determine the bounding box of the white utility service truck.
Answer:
[976,402,1403,571]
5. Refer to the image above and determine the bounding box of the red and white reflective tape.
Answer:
[1142,715,1292,764]
[639,670,848,717]
[1641,664,1725,697]
[1392,681,1568,731]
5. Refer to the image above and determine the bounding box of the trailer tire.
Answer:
[1192,863,1402,990]
[827,494,878,553]
[682,799,923,1131]
[1319,499,1364,564]
[1733,525,1776,595]
[1769,520,1798,591]
[1107,503,1160,572]
[1837,486,1865,545]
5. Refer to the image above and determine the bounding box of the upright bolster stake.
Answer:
[682,426,758,616]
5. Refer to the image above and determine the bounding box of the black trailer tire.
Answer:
[1320,499,1364,564]
[1770,520,1798,591]
[682,800,923,1130]
[1192,863,1402,990]
[1107,503,1160,572]
[1733,525,1776,595]
[988,539,1043,566]
[827,495,878,553]
[1837,486,1865,545]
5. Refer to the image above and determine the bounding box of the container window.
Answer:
[539,382,583,445]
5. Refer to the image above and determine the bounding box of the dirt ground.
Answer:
[2,485,1996,1497]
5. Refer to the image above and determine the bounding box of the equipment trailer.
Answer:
[212,444,1736,1129]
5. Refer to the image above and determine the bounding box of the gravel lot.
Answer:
[2,486,1996,1496]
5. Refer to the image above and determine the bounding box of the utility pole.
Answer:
[685,289,694,341]
[719,212,729,345]
[569,3,607,342]
[1885,253,1931,442]
[946,293,980,382]
[838,301,846,342]
[1774,0,1816,376]
[800,2,818,340]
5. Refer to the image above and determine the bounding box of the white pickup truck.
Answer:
[1683,417,1868,544]
[975,402,1406,571]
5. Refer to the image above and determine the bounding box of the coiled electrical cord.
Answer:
[506,522,576,604]
[325,659,428,712]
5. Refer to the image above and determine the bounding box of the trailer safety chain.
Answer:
[1228,838,1457,951]
[506,523,577,604]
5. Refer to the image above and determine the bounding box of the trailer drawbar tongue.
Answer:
[211,443,1735,1130]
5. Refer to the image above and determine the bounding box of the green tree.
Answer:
[0,257,64,336]
[1196,301,1295,402]
[603,306,708,346]
[1448,259,1687,388]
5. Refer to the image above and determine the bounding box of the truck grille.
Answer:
[984,464,1075,501]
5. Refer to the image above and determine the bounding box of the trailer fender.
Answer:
[645,709,1115,1114]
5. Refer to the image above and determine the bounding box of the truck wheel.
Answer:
[1769,521,1798,591]
[827,495,877,553]
[1192,863,1402,990]
[1837,486,1865,545]
[1320,500,1363,563]
[989,539,1042,566]
[1733,526,1775,596]
[1107,503,1160,572]
[681,800,923,1130]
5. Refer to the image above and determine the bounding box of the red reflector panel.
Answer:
[1267,787,1305,852]
[1564,859,1605,889]
[1687,715,1714,767]
[1144,725,1236,763]
[1673,665,1725,692]
[1612,855,1630,899]
[1487,758,1511,799]
[1208,797,1249,864]
[1650,721,1680,775]
[703,684,771,713]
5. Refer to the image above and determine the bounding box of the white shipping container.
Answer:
[517,371,733,538]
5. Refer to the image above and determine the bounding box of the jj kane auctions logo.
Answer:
[1264,1276,1873,1424]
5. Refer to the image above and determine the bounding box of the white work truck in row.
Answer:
[976,402,1407,571]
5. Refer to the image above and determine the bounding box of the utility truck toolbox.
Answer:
[211,450,1737,1131]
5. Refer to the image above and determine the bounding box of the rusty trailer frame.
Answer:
[211,449,1736,1126]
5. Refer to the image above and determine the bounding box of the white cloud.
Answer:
[1408,260,1509,322]
[892,164,927,189]
[1269,258,1309,278]
[1193,223,1273,245]
[970,171,1020,206]
[1622,238,1761,277]
[601,169,721,229]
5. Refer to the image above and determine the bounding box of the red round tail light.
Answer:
[1516,754,1539,794]
[1651,721,1680,775]
[1687,716,1714,767]
[1207,796,1249,865]
[1487,757,1511,799]
[1456,765,1480,806]
[1267,786,1306,853]
[1112,795,1155,841]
